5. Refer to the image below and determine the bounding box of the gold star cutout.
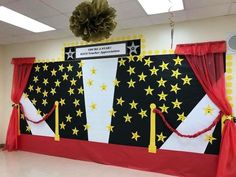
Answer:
[129,100,138,109]
[124,113,132,123]
[131,131,140,141]
[145,86,154,95]
[205,134,216,144]
[76,109,83,117]
[78,87,84,94]
[170,84,181,94]
[204,105,214,115]
[90,67,96,75]
[42,99,48,106]
[26,126,31,132]
[127,66,135,75]
[119,58,126,66]
[50,88,56,95]
[100,84,107,91]
[55,80,61,87]
[106,124,114,132]
[181,75,192,85]
[35,65,40,72]
[79,61,85,68]
[158,91,168,101]
[116,97,125,106]
[59,98,65,106]
[36,109,41,115]
[68,88,74,95]
[177,112,186,122]
[67,64,73,72]
[42,90,48,97]
[73,99,80,107]
[70,78,77,86]
[32,98,37,105]
[113,79,120,87]
[83,124,90,131]
[60,122,66,130]
[28,85,34,92]
[159,104,169,113]
[62,73,69,80]
[35,86,41,94]
[144,57,153,67]
[149,66,159,75]
[72,127,79,135]
[23,93,29,99]
[157,77,167,87]
[58,64,64,72]
[90,102,97,110]
[51,69,57,76]
[171,69,181,79]
[66,114,72,122]
[173,56,183,66]
[172,99,182,109]
[139,109,147,119]
[127,79,136,88]
[87,79,94,87]
[128,55,135,62]
[157,132,167,142]
[43,64,48,71]
[43,78,49,86]
[138,72,147,82]
[76,71,83,79]
[33,76,38,83]
[109,109,117,117]
[159,61,169,71]
[21,114,24,119]
[136,55,144,62]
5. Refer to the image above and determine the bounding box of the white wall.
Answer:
[1,14,236,144]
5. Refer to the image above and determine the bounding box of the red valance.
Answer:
[11,57,35,65]
[175,41,226,56]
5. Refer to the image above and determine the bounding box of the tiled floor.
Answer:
[0,151,175,177]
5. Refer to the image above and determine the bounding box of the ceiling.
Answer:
[0,0,236,45]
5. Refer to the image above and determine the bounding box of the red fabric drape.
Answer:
[175,41,235,177]
[4,57,35,151]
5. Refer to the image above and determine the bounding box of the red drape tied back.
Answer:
[175,41,236,177]
[5,57,35,151]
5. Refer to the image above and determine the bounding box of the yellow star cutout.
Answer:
[70,78,77,86]
[129,100,138,109]
[172,99,182,109]
[149,66,159,75]
[33,76,38,83]
[43,64,48,71]
[157,132,167,142]
[28,85,34,92]
[50,88,56,95]
[159,61,169,71]
[170,84,181,94]
[90,103,97,110]
[60,122,66,130]
[51,69,57,76]
[76,71,83,79]
[127,66,135,75]
[36,109,41,115]
[21,114,24,119]
[157,77,167,87]
[90,67,96,75]
[83,124,90,131]
[131,131,140,141]
[113,79,120,87]
[42,90,48,97]
[116,97,125,106]
[171,69,181,79]
[23,93,29,99]
[106,124,114,132]
[26,126,31,132]
[100,84,107,91]
[59,98,65,106]
[144,57,153,67]
[32,98,37,105]
[67,64,73,72]
[124,113,132,123]
[173,56,183,66]
[138,72,147,82]
[144,86,154,95]
[66,114,72,122]
[119,58,126,66]
[35,65,40,72]
[127,79,136,88]
[76,109,83,117]
[87,79,94,87]
[43,78,49,86]
[109,109,117,117]
[55,80,61,87]
[139,109,147,119]
[68,88,74,95]
[136,55,144,62]
[73,99,80,107]
[42,99,48,106]
[72,127,79,135]
[177,112,186,122]
[181,75,192,85]
[159,104,169,113]
[79,61,85,68]
[58,64,64,72]
[157,91,168,101]
[35,86,41,93]
[205,134,216,144]
[78,87,84,94]
[62,73,69,80]
[204,105,214,115]
[128,55,135,62]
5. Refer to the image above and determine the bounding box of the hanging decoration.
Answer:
[69,0,117,42]
[168,0,175,49]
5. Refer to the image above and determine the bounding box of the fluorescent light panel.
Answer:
[138,0,184,15]
[0,6,55,33]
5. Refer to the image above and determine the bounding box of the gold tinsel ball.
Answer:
[69,0,117,42]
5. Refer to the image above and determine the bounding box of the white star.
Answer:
[66,48,75,60]
[127,42,139,55]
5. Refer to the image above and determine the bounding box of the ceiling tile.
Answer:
[107,0,133,5]
[38,15,70,30]
[230,3,236,14]
[118,16,152,29]
[0,21,33,36]
[0,0,19,5]
[184,0,231,9]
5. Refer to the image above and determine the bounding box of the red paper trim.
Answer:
[18,134,218,177]
[11,57,35,65]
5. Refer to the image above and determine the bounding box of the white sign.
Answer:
[76,43,127,59]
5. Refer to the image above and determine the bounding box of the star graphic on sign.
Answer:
[139,109,147,119]
[204,105,214,115]
[58,64,65,72]
[43,78,49,86]
[62,73,69,80]
[170,84,181,94]
[68,88,74,95]
[159,104,169,113]
[70,78,77,86]
[109,109,117,117]
[128,55,135,62]
[144,57,153,67]
[66,48,75,60]
[60,122,66,130]
[51,69,57,76]
[55,80,61,87]
[173,56,183,66]
[172,99,182,109]
[159,61,169,71]
[158,91,168,101]
[42,99,48,106]
[181,75,192,85]
[100,84,107,91]
[66,114,72,122]
[90,67,96,75]
[67,64,73,72]
[43,64,48,71]
[127,66,135,75]
[76,71,83,79]
[124,113,132,123]
[129,100,138,109]
[33,76,39,83]
[131,131,140,141]
[83,124,90,131]
[171,69,181,79]
[35,86,41,93]
[76,109,83,117]
[78,87,84,95]
[157,132,167,142]
[42,90,48,97]
[73,99,80,107]
[72,127,79,135]
[90,103,97,110]
[157,77,167,87]
[138,72,147,82]
[127,42,139,54]
[205,134,216,144]
[50,88,56,95]
[59,98,65,106]
[87,79,94,87]
[144,86,154,95]
[119,58,126,66]
[127,79,136,88]
[28,85,34,92]
[113,79,120,87]
[35,65,40,72]
[149,66,159,75]
[116,97,125,106]
[106,124,114,132]
[32,98,37,105]
[177,112,186,122]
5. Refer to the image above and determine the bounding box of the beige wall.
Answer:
[1,14,236,143]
